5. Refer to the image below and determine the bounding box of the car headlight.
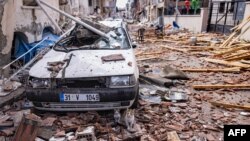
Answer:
[109,75,136,87]
[30,78,51,88]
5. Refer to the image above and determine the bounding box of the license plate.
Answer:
[60,93,100,102]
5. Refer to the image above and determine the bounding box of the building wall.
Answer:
[164,8,209,33]
[78,0,89,18]
[0,0,16,66]
[15,0,60,44]
[0,0,116,67]
[240,2,250,41]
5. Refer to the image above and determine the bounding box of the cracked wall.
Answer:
[14,0,60,43]
[0,0,16,66]
[0,0,60,67]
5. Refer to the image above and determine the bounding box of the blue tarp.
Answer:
[14,32,59,63]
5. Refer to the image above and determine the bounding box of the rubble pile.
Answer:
[0,108,144,141]
[0,81,22,95]
[129,24,250,140]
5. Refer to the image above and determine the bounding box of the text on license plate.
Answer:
[60,93,100,102]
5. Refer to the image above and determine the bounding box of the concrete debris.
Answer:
[2,81,22,92]
[41,117,57,127]
[0,127,15,136]
[0,121,14,127]
[240,112,250,116]
[76,126,96,141]
[47,61,65,66]
[47,60,66,78]
[139,74,174,87]
[101,54,125,62]
[13,114,41,141]
[0,115,10,123]
[35,137,46,141]
[164,90,188,102]
[166,131,181,141]
[54,130,66,138]
[160,66,189,80]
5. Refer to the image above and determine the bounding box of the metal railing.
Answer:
[207,0,246,34]
[0,24,75,84]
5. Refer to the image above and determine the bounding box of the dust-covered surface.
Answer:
[130,24,250,141]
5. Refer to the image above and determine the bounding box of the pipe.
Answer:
[36,0,63,33]
[39,0,109,39]
[59,23,75,40]
[2,37,48,70]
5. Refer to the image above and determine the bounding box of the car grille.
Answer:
[43,102,122,108]
[56,78,107,88]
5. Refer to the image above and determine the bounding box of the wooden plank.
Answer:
[214,44,250,57]
[193,84,250,90]
[220,16,250,48]
[210,101,250,111]
[137,56,161,61]
[187,48,215,52]
[223,50,250,59]
[136,51,166,56]
[161,46,188,53]
[232,16,250,31]
[228,25,250,47]
[204,58,250,68]
[219,32,238,48]
[226,53,250,61]
[181,46,214,48]
[181,67,240,73]
[241,60,250,65]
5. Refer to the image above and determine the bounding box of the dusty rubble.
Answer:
[128,21,250,140]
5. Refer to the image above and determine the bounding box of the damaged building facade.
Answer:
[128,0,250,39]
[0,0,16,67]
[66,0,117,19]
[0,0,61,68]
[0,0,117,68]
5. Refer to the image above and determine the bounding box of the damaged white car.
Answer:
[26,19,139,111]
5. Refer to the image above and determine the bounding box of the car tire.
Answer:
[131,89,139,109]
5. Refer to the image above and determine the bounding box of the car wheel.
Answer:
[131,89,139,109]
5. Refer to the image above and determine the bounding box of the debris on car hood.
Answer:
[29,50,136,78]
[101,54,125,62]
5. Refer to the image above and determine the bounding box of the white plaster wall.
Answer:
[79,0,89,18]
[240,2,250,41]
[15,0,60,43]
[1,0,17,55]
[201,8,209,32]
[164,8,208,33]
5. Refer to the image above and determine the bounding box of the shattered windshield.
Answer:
[54,26,130,52]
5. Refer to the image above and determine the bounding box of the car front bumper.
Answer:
[26,84,138,111]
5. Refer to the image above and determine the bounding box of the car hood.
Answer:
[29,49,137,78]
